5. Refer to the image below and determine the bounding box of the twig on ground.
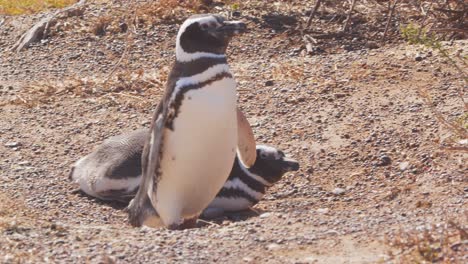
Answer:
[103,0,137,84]
[342,0,358,32]
[382,0,400,41]
[311,31,346,39]
[418,87,468,142]
[429,28,468,34]
[416,1,433,40]
[433,7,466,15]
[11,0,87,52]
[305,0,323,29]
[114,92,143,100]
[248,207,261,215]
[303,34,318,54]
[441,146,468,152]
[197,219,220,227]
[16,95,28,104]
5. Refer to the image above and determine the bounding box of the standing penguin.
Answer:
[127,14,253,229]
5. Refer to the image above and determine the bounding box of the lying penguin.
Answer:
[69,128,300,218]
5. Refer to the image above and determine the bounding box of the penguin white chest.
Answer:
[153,77,238,225]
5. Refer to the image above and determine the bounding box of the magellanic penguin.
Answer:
[69,129,300,218]
[127,14,253,229]
[69,129,147,202]
[205,145,299,218]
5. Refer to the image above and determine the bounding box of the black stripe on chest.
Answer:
[177,57,227,77]
[216,187,259,204]
[228,158,266,194]
[165,58,232,131]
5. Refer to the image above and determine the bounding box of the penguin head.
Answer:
[249,145,300,185]
[176,14,246,61]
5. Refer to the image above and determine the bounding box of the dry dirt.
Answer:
[0,1,467,263]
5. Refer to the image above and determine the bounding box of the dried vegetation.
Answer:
[388,220,467,263]
[0,0,77,15]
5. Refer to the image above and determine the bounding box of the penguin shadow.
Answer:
[197,208,266,228]
[70,188,129,210]
[70,188,266,228]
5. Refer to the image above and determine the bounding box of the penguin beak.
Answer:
[282,158,300,172]
[217,21,247,35]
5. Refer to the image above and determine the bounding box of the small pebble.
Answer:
[5,142,21,148]
[266,243,281,251]
[377,154,392,166]
[243,257,254,262]
[399,161,410,171]
[316,208,329,214]
[415,54,424,61]
[332,188,346,195]
[259,213,272,218]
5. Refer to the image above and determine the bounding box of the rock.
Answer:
[259,212,272,218]
[266,243,281,251]
[302,256,317,263]
[332,188,345,195]
[243,257,254,262]
[119,22,128,33]
[264,80,274,86]
[366,41,379,49]
[5,142,21,148]
[334,93,347,98]
[316,208,329,214]
[377,154,392,166]
[343,45,353,51]
[399,161,410,171]
[324,229,339,235]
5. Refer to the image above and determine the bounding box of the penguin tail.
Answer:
[126,193,159,227]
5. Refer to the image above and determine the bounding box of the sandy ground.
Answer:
[0,1,466,263]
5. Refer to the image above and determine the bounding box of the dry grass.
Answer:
[387,220,467,263]
[419,87,468,151]
[271,60,307,82]
[0,67,169,109]
[91,16,112,36]
[136,0,212,25]
[0,0,77,15]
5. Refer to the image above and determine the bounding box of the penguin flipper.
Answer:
[127,103,167,227]
[236,108,257,168]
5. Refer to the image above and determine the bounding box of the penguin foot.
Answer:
[70,188,82,195]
